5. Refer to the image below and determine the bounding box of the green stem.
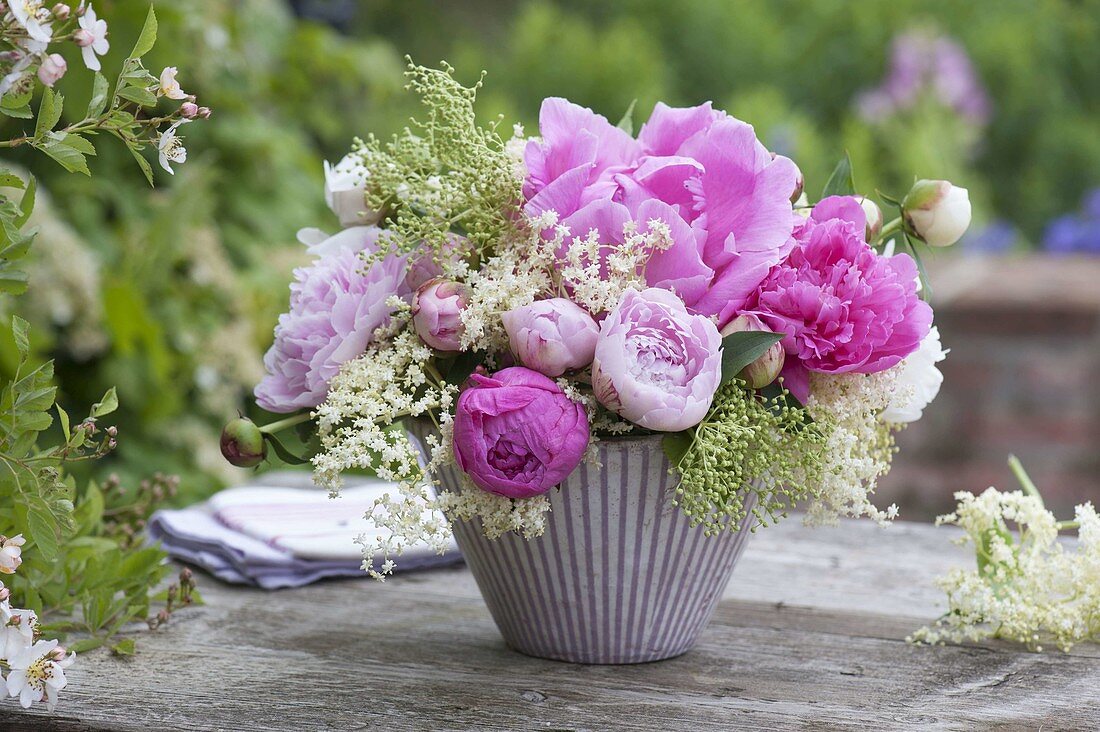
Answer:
[1007,454,1042,503]
[1056,520,1081,532]
[877,216,904,244]
[259,412,313,435]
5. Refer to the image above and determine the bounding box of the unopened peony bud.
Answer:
[73,28,94,47]
[412,278,469,351]
[860,196,883,241]
[37,53,67,87]
[903,180,971,247]
[720,313,785,389]
[502,298,599,377]
[180,101,199,119]
[51,3,70,19]
[220,417,266,468]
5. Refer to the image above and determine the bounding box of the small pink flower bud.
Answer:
[180,102,199,119]
[73,28,94,47]
[502,298,599,377]
[49,645,68,661]
[412,278,469,352]
[720,313,785,389]
[51,3,70,19]
[0,586,10,601]
[197,106,212,119]
[37,54,67,88]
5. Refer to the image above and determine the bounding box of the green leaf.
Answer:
[57,404,70,441]
[0,271,29,294]
[720,331,786,384]
[126,142,154,186]
[87,72,110,118]
[54,131,96,156]
[116,85,158,108]
[26,501,60,561]
[91,387,118,417]
[821,153,855,199]
[11,315,29,361]
[111,638,136,656]
[34,89,64,140]
[900,233,933,301]
[1,88,33,118]
[264,432,309,465]
[662,430,693,468]
[68,636,108,654]
[129,6,159,60]
[616,99,637,136]
[0,172,24,188]
[37,136,90,175]
[16,175,36,227]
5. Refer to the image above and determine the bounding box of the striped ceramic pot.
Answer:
[410,423,756,664]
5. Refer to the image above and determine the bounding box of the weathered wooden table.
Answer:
[5,517,1097,731]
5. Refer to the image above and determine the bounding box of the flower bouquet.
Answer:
[223,63,970,664]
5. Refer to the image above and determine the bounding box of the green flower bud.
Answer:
[220,417,266,468]
[720,314,785,389]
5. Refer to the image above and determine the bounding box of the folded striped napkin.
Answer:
[148,472,461,589]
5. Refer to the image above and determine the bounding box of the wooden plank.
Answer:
[3,517,1097,731]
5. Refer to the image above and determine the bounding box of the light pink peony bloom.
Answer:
[592,288,722,431]
[524,99,799,326]
[502,298,599,377]
[746,197,933,400]
[412,278,468,352]
[453,367,589,498]
[254,227,409,412]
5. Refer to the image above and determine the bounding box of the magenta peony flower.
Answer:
[592,288,722,432]
[746,197,933,400]
[412,278,469,352]
[501,298,599,377]
[523,98,799,326]
[255,227,409,412]
[452,367,590,498]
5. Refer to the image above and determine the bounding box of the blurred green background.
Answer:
[1,0,1097,504]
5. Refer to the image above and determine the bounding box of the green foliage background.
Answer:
[1,0,1097,503]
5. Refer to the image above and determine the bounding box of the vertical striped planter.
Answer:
[410,423,757,664]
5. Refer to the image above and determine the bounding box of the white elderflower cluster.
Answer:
[912,489,1100,652]
[802,369,902,525]
[433,472,551,541]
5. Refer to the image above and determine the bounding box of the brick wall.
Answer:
[880,255,1100,521]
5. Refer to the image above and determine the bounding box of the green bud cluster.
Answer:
[673,380,827,536]
[354,60,521,271]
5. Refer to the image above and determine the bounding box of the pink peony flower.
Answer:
[255,227,409,412]
[746,197,933,400]
[501,298,599,377]
[523,99,799,326]
[592,288,722,432]
[412,278,468,352]
[452,367,590,498]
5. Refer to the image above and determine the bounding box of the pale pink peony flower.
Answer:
[502,298,599,377]
[524,99,799,328]
[592,287,722,431]
[254,227,410,412]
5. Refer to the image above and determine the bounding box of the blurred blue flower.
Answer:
[1041,188,1100,254]
[962,219,1017,254]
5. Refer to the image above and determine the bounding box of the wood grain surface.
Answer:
[3,509,1096,731]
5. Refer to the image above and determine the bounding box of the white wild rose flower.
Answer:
[157,120,189,174]
[75,3,109,71]
[5,639,75,711]
[9,0,53,43]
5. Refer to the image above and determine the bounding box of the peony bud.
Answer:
[73,28,94,47]
[37,54,67,87]
[220,417,266,468]
[51,3,70,19]
[180,101,199,119]
[720,313,785,389]
[412,278,468,351]
[502,298,599,377]
[860,196,883,241]
[902,180,972,247]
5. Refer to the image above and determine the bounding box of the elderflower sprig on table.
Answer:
[911,456,1100,652]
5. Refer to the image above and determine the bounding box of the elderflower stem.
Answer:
[1056,520,1081,532]
[1007,454,1043,503]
